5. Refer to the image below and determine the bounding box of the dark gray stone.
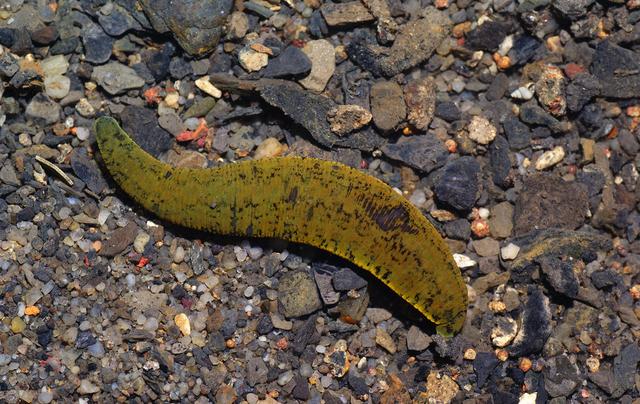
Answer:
[435,101,461,122]
[502,116,531,150]
[120,106,173,157]
[82,22,114,64]
[539,257,580,298]
[140,0,234,55]
[552,0,594,20]
[262,46,312,79]
[489,135,511,188]
[510,288,551,356]
[70,148,109,194]
[98,4,141,36]
[543,354,582,397]
[332,268,367,291]
[566,73,601,113]
[434,156,481,211]
[591,41,640,99]
[381,135,448,174]
[466,21,510,51]
[474,352,500,388]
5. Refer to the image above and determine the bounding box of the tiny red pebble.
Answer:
[143,86,162,104]
[291,39,306,48]
[276,337,288,350]
[564,63,585,80]
[181,297,193,310]
[360,160,368,169]
[137,256,149,267]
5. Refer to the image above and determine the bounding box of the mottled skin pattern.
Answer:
[94,117,467,335]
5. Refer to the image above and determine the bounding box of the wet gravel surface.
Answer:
[1,0,640,403]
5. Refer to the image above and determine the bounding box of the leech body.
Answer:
[94,116,467,335]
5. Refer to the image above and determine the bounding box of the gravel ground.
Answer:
[1,0,640,403]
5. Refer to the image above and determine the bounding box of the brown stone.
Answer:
[514,175,589,235]
[370,81,406,132]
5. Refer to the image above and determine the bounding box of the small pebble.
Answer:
[500,243,520,260]
[175,313,191,336]
[535,146,565,170]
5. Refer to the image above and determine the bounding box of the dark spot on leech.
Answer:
[287,186,298,204]
[164,171,173,179]
[360,198,419,234]
[246,224,253,237]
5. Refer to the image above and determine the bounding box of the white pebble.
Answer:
[125,273,136,288]
[454,253,477,269]
[75,127,90,141]
[244,286,255,298]
[500,243,520,260]
[195,75,222,98]
[248,246,263,260]
[478,207,490,219]
[535,146,565,170]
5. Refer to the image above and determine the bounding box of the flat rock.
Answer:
[474,352,500,388]
[92,62,145,95]
[313,263,340,305]
[347,9,451,77]
[472,238,500,257]
[465,20,510,51]
[262,45,311,79]
[320,2,374,27]
[370,81,405,132]
[381,135,448,173]
[211,76,385,151]
[406,325,432,351]
[566,73,601,113]
[0,163,20,186]
[99,221,139,257]
[502,116,531,150]
[98,3,142,36]
[434,156,481,211]
[591,41,640,99]
[513,175,588,235]
[140,0,233,55]
[120,106,173,157]
[278,270,322,318]
[544,354,582,397]
[26,93,61,124]
[489,202,514,239]
[81,21,114,64]
[332,268,367,291]
[298,39,335,93]
[70,148,108,194]
[552,0,594,20]
[539,257,580,298]
[508,229,611,283]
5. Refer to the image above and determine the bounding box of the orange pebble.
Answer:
[471,218,490,238]
[445,139,457,153]
[25,306,40,316]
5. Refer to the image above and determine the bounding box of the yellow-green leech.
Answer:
[94,116,468,335]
